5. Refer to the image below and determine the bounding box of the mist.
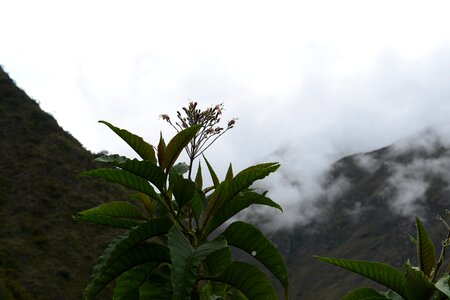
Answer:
[3,1,450,231]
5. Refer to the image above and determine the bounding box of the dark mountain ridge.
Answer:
[0,66,127,299]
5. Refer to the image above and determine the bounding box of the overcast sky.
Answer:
[2,1,450,224]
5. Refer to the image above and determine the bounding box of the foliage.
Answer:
[317,215,450,299]
[76,102,288,299]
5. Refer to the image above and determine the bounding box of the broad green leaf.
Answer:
[75,214,140,229]
[140,264,173,299]
[117,159,165,191]
[202,248,233,300]
[404,263,436,300]
[204,191,282,236]
[85,218,173,298]
[204,247,233,276]
[75,200,146,228]
[435,274,450,297]
[113,262,160,300]
[222,221,289,295]
[190,190,203,226]
[210,261,278,300]
[195,162,203,189]
[140,277,173,299]
[225,163,233,181]
[77,201,146,220]
[83,243,170,300]
[163,125,201,170]
[206,163,280,219]
[316,257,407,299]
[99,121,156,163]
[168,226,227,300]
[203,155,219,187]
[342,287,389,300]
[171,174,196,211]
[80,169,163,206]
[227,162,280,200]
[416,217,437,277]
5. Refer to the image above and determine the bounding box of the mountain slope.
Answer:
[0,66,129,299]
[271,134,450,299]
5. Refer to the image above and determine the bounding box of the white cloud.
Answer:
[354,154,380,172]
[385,129,450,217]
[2,1,450,227]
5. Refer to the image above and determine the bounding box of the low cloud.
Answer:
[383,128,450,217]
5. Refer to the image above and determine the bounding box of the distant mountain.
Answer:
[269,131,450,299]
[0,66,129,299]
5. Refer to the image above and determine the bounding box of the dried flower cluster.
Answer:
[161,102,237,163]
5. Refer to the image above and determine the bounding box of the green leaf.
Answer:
[204,247,233,276]
[168,226,227,300]
[140,275,173,299]
[139,264,173,299]
[435,274,450,297]
[157,132,166,167]
[75,214,140,229]
[204,191,282,236]
[227,162,280,200]
[84,218,173,299]
[415,217,437,278]
[117,159,165,191]
[78,201,146,220]
[113,262,160,300]
[99,121,156,163]
[163,125,201,170]
[80,169,163,206]
[225,163,233,181]
[75,201,146,228]
[206,163,280,220]
[84,243,170,300]
[404,263,436,300]
[171,174,196,211]
[195,161,203,189]
[210,261,278,300]
[316,257,407,299]
[203,155,219,187]
[190,190,204,226]
[222,221,289,295]
[342,288,389,300]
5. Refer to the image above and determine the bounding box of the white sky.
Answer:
[2,1,450,218]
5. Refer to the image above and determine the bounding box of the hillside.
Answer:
[0,66,129,299]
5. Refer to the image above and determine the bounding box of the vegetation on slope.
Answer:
[0,66,129,299]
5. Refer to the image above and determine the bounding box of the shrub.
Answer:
[76,102,289,299]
